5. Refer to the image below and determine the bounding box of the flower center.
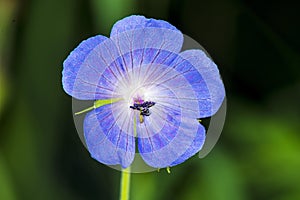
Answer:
[130,96,156,123]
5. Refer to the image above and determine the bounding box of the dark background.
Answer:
[1,0,300,199]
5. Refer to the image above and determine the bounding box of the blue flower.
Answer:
[62,15,225,169]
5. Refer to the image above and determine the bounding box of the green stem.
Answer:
[74,98,122,115]
[119,167,131,200]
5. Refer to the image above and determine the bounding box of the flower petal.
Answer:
[178,50,225,117]
[130,61,202,168]
[170,124,206,166]
[109,16,183,68]
[83,105,135,168]
[113,49,202,118]
[138,118,200,168]
[110,15,179,37]
[62,35,124,100]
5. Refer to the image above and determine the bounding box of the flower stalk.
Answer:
[119,167,131,200]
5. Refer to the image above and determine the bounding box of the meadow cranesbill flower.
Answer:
[62,15,225,169]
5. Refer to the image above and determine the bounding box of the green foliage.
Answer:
[91,0,136,34]
[0,154,16,200]
[0,71,8,114]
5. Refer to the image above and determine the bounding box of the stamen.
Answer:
[130,100,156,123]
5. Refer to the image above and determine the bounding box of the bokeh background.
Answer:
[1,0,300,199]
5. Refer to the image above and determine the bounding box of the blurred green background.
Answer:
[1,0,300,199]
